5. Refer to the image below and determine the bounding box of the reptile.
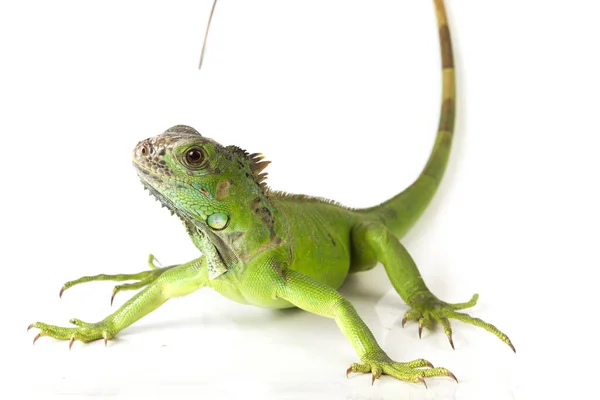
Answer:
[28,0,514,386]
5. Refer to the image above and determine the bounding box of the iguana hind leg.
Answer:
[29,257,207,347]
[351,221,515,351]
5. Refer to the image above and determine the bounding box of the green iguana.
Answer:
[29,0,514,385]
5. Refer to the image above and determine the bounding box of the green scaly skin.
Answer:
[29,0,514,385]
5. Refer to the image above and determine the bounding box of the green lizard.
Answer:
[28,0,514,385]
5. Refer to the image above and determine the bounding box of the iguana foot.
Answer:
[403,292,515,352]
[28,319,114,348]
[58,254,176,305]
[28,258,206,349]
[346,353,456,386]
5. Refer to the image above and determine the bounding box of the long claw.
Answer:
[103,332,108,347]
[69,337,75,350]
[371,372,377,386]
[59,287,65,298]
[509,342,516,353]
[418,376,428,389]
[418,322,423,339]
[447,371,458,383]
[110,288,117,306]
[27,324,33,332]
[33,333,41,344]
[448,336,455,350]
[425,361,434,368]
[346,366,352,378]
[401,316,407,328]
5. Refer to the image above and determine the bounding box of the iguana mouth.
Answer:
[132,145,178,216]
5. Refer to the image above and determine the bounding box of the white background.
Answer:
[1,0,599,399]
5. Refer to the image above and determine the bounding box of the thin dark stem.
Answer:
[199,0,219,70]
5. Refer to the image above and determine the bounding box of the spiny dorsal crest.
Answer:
[249,152,270,187]
[227,146,271,189]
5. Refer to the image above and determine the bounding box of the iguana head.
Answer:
[132,125,271,233]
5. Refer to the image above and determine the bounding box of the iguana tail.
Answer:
[358,0,456,239]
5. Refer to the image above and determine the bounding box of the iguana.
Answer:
[28,0,514,385]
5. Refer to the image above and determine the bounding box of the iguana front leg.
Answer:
[278,269,456,385]
[28,257,207,346]
[352,222,515,351]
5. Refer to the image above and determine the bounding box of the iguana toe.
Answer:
[28,320,114,347]
[346,354,456,386]
[404,292,514,351]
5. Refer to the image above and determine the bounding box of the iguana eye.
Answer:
[184,147,206,167]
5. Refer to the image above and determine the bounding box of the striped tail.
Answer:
[358,0,456,239]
